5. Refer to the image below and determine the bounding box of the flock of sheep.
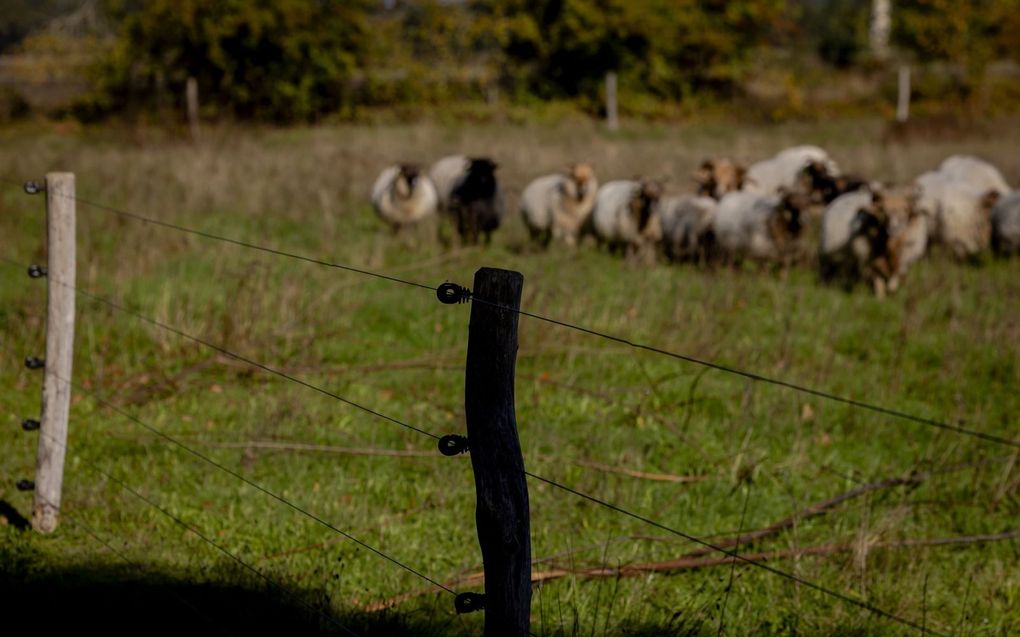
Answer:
[371,147,1019,296]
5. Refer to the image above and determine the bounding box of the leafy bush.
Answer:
[91,0,373,122]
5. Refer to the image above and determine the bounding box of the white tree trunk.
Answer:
[871,0,891,60]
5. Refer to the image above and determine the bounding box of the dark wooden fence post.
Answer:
[465,267,531,637]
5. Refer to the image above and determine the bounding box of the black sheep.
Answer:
[448,158,505,245]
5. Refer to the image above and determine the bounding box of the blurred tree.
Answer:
[91,0,373,122]
[470,0,789,105]
[894,0,1018,71]
[0,0,80,52]
[798,0,870,68]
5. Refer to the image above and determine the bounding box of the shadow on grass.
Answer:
[0,542,460,636]
[0,520,871,637]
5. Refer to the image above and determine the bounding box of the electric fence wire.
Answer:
[33,432,363,637]
[0,254,440,443]
[30,493,239,637]
[0,336,456,600]
[523,470,949,637]
[4,178,1014,451]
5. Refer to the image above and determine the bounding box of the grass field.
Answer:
[1,117,1018,636]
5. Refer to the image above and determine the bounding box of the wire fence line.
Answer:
[3,178,1015,451]
[2,313,948,636]
[1,178,1007,634]
[0,339,456,600]
[0,255,440,444]
[31,494,238,637]
[27,428,364,637]
[523,470,947,637]
[7,345,949,636]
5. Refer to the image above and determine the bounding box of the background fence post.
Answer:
[605,71,619,131]
[896,65,911,123]
[186,76,200,141]
[465,267,531,637]
[32,172,76,533]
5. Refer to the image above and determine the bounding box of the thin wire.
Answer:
[28,360,456,597]
[0,255,439,442]
[0,333,454,598]
[36,434,363,637]
[5,180,1012,450]
[524,470,947,637]
[476,298,1020,450]
[0,175,435,293]
[40,500,238,637]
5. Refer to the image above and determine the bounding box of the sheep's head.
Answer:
[568,163,596,200]
[396,163,421,197]
[776,188,808,239]
[798,160,839,204]
[871,185,917,230]
[694,159,745,199]
[629,179,662,234]
[980,190,1002,216]
[465,157,499,196]
[849,190,903,282]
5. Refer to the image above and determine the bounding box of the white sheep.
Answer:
[520,164,598,247]
[586,179,663,258]
[992,191,1020,256]
[745,145,840,196]
[938,155,1011,195]
[428,154,470,213]
[936,186,999,259]
[712,189,807,264]
[659,195,717,262]
[819,187,924,295]
[915,169,1000,259]
[370,164,439,232]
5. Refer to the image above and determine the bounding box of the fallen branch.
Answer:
[530,529,1020,581]
[358,463,979,611]
[363,529,1020,611]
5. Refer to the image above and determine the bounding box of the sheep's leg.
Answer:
[872,277,887,298]
[887,274,901,293]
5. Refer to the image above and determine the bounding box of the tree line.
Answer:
[5,0,1019,123]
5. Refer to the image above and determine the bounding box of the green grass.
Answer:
[0,119,1019,636]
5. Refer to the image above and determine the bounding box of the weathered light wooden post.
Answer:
[605,71,619,131]
[32,172,76,533]
[896,65,911,123]
[186,76,200,141]
[464,267,531,637]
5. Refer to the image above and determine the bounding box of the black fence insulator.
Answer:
[21,419,40,431]
[28,264,47,278]
[23,180,44,195]
[454,592,485,614]
[438,434,469,456]
[16,479,35,491]
[24,356,45,370]
[437,282,471,305]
